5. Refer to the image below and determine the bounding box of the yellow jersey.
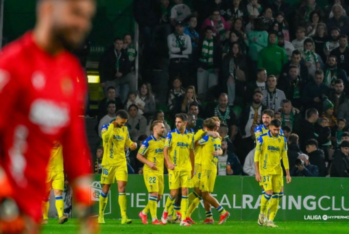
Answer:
[255,124,284,140]
[47,142,64,172]
[254,131,289,175]
[138,135,165,174]
[165,128,194,171]
[199,136,222,170]
[194,129,206,165]
[101,123,134,167]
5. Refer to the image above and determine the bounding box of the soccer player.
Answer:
[197,118,230,224]
[186,117,221,224]
[98,110,138,224]
[42,142,68,224]
[0,0,97,233]
[254,119,291,227]
[161,114,195,226]
[137,120,166,225]
[254,109,275,139]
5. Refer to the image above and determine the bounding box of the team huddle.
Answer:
[92,108,291,227]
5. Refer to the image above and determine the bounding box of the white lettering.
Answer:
[254,195,261,209]
[332,196,340,211]
[318,196,330,211]
[281,196,286,210]
[342,197,349,211]
[288,196,301,210]
[233,194,241,209]
[303,196,316,210]
[137,193,146,208]
[220,194,231,208]
[242,195,253,209]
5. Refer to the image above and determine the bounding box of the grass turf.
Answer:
[42,219,349,234]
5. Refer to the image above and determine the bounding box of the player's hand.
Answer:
[286,175,292,184]
[129,143,138,151]
[0,199,25,234]
[255,173,261,182]
[148,162,158,171]
[207,131,220,138]
[212,151,220,156]
[167,162,175,170]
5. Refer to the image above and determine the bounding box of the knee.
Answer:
[265,190,273,195]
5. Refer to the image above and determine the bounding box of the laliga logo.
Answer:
[91,181,103,202]
[323,215,328,221]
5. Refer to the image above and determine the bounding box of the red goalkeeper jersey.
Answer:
[0,33,92,222]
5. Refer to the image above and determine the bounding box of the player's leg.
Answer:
[42,190,51,224]
[258,175,272,226]
[179,171,193,226]
[162,170,179,224]
[266,175,282,227]
[203,199,214,224]
[186,187,202,222]
[52,171,67,224]
[173,189,182,221]
[98,166,115,223]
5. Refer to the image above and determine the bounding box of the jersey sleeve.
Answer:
[165,132,172,148]
[198,135,209,145]
[254,126,262,140]
[138,140,149,156]
[214,138,222,151]
[125,127,134,148]
[61,68,92,181]
[194,129,206,143]
[254,136,263,162]
[101,123,114,144]
[0,55,21,134]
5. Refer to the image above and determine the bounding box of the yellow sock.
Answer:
[187,197,200,217]
[149,196,158,220]
[164,196,175,213]
[260,193,271,215]
[142,204,149,214]
[42,201,49,220]
[99,192,108,217]
[181,196,188,221]
[119,193,127,219]
[188,192,196,205]
[268,194,280,221]
[55,196,64,218]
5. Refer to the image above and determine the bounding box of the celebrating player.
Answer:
[42,142,68,225]
[254,119,291,227]
[0,0,96,233]
[98,110,138,224]
[186,117,221,224]
[137,120,166,225]
[161,114,195,226]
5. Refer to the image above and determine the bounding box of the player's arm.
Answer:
[125,128,137,151]
[101,123,114,144]
[190,132,195,177]
[194,129,206,144]
[282,139,291,183]
[254,136,263,182]
[164,132,175,170]
[136,141,157,170]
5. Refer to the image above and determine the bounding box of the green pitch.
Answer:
[42,219,349,234]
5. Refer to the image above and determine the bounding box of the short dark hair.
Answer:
[268,30,278,37]
[107,86,116,92]
[270,119,281,127]
[339,34,348,40]
[306,108,318,119]
[292,50,301,56]
[304,38,314,46]
[338,118,347,123]
[189,102,199,109]
[283,126,291,133]
[254,90,263,96]
[334,79,344,85]
[306,139,318,148]
[96,146,103,151]
[328,54,337,61]
[282,99,291,104]
[262,109,274,118]
[342,131,349,137]
[114,37,123,43]
[257,68,266,74]
[288,65,299,70]
[175,113,188,122]
[315,69,324,76]
[204,26,214,32]
[107,101,116,107]
[288,133,299,143]
[128,104,138,111]
[115,110,129,119]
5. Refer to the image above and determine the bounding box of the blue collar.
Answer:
[268,130,279,138]
[175,128,188,134]
[151,135,157,141]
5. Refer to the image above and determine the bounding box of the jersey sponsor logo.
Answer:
[155,149,163,153]
[113,135,124,140]
[267,146,280,151]
[0,69,10,92]
[177,142,189,147]
[29,99,70,134]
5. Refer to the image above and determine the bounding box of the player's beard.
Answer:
[263,122,269,127]
[52,26,85,51]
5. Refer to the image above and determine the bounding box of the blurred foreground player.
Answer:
[0,0,97,233]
